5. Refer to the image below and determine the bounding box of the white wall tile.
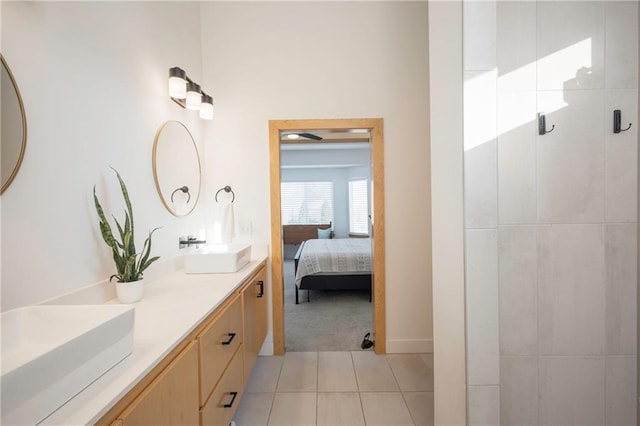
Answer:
[465,230,500,385]
[605,224,638,355]
[464,70,498,229]
[497,91,537,224]
[539,357,606,426]
[468,385,500,426]
[605,1,639,89]
[606,356,637,426]
[537,90,605,223]
[606,89,638,222]
[465,139,498,229]
[537,1,605,90]
[463,0,496,71]
[499,226,537,355]
[538,225,606,355]
[500,357,538,426]
[496,0,536,92]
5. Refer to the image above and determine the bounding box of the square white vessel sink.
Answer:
[1,304,135,425]
[185,243,251,273]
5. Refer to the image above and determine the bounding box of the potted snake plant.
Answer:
[94,168,160,303]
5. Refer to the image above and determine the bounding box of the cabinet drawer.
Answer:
[198,296,243,405]
[200,347,244,426]
[115,341,199,425]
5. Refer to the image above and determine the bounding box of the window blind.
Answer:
[349,179,368,234]
[281,181,334,224]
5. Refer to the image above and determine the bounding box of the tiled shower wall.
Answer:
[463,1,638,424]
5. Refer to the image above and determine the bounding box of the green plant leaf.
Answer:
[111,167,135,254]
[95,169,161,283]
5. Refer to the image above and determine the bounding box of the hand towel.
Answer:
[211,199,234,244]
[172,202,189,216]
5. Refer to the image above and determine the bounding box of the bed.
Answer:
[293,238,372,304]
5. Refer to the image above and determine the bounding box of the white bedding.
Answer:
[295,238,372,287]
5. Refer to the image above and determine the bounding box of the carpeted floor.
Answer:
[283,259,373,352]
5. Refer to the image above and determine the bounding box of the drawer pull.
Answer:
[257,281,264,298]
[221,333,236,345]
[223,391,238,408]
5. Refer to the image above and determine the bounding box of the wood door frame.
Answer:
[269,118,386,355]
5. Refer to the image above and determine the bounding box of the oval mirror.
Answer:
[152,121,201,217]
[1,54,27,195]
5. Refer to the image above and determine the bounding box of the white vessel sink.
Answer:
[1,304,135,425]
[185,243,251,273]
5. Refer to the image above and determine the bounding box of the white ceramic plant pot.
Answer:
[115,279,144,304]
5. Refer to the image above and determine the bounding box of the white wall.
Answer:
[1,2,206,311]
[199,2,432,352]
[428,1,467,424]
[0,1,432,352]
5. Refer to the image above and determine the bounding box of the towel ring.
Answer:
[171,186,191,204]
[215,185,235,203]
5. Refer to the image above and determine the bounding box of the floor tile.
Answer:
[246,356,284,393]
[233,392,274,426]
[317,392,365,426]
[277,352,318,392]
[268,392,317,426]
[386,354,434,391]
[403,392,434,426]
[360,392,415,426]
[318,352,358,392]
[351,351,399,391]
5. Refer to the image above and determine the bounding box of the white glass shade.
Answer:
[200,94,213,120]
[168,76,186,99]
[200,102,213,120]
[186,89,201,110]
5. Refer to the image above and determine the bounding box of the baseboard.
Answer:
[259,339,274,356]
[386,338,433,354]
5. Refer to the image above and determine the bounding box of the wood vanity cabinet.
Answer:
[241,266,267,383]
[111,341,199,425]
[100,263,267,426]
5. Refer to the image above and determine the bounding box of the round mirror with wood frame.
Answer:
[269,118,386,355]
[1,54,27,195]
[152,120,201,217]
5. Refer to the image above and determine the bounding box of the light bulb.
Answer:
[168,67,186,99]
[186,82,202,110]
[200,94,213,120]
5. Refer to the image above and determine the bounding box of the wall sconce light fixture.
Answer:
[168,67,213,120]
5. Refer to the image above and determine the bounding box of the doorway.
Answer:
[269,118,386,355]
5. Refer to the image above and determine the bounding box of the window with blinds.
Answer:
[281,181,334,224]
[349,179,369,234]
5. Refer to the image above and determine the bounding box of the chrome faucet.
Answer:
[179,235,206,249]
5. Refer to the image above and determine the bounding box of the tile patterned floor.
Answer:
[233,351,434,426]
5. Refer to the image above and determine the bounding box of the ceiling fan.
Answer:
[284,132,323,141]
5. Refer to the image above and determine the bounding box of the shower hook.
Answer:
[613,109,632,133]
[538,113,555,135]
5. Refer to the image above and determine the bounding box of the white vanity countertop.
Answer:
[42,256,268,425]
